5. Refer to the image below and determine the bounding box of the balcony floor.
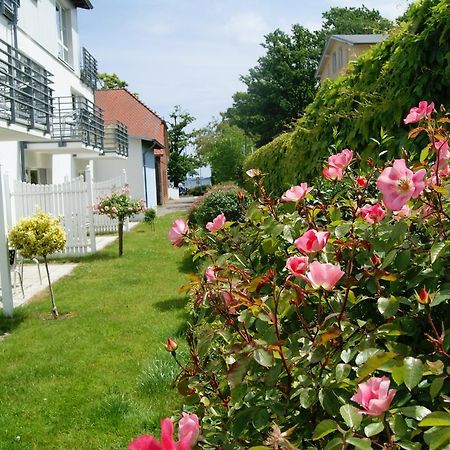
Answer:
[0,118,52,142]
[24,140,103,156]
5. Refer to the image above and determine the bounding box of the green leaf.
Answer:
[357,351,397,380]
[249,447,271,450]
[398,442,422,450]
[300,388,317,409]
[253,348,273,368]
[227,358,251,388]
[364,421,384,437]
[261,237,278,254]
[424,426,450,450]
[403,357,423,390]
[395,250,411,271]
[419,412,450,427]
[252,408,270,431]
[397,405,431,420]
[340,404,363,430]
[389,414,408,438]
[312,419,338,440]
[335,223,351,238]
[336,363,351,382]
[431,242,446,264]
[430,377,445,399]
[346,436,372,449]
[324,438,343,450]
[420,145,430,163]
[377,296,400,318]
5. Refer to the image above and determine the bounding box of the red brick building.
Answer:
[95,88,169,205]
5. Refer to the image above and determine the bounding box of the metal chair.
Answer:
[8,249,24,299]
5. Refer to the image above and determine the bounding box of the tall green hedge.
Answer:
[244,0,450,194]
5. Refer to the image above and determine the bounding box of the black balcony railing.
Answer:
[0,0,19,23]
[52,96,104,149]
[80,47,97,90]
[0,39,53,133]
[103,121,128,157]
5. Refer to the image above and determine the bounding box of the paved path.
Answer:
[6,197,197,309]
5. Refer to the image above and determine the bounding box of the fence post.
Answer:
[123,169,130,231]
[0,166,13,317]
[85,166,96,253]
[3,171,12,229]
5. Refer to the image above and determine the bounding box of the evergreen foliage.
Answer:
[244,0,450,194]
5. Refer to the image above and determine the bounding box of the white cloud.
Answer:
[224,12,269,45]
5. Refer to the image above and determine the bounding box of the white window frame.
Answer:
[56,1,71,65]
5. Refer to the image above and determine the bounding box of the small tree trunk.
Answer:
[43,255,58,319]
[118,219,124,256]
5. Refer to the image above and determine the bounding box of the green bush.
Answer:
[143,208,156,226]
[172,109,450,448]
[187,185,209,197]
[244,0,450,194]
[187,183,248,227]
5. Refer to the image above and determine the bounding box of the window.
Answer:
[26,168,47,185]
[337,47,343,69]
[56,2,72,65]
[332,52,337,74]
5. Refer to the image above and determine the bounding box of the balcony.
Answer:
[25,96,104,155]
[80,47,97,90]
[103,121,128,158]
[0,39,53,141]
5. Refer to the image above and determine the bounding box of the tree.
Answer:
[196,121,253,185]
[225,25,321,147]
[8,212,66,318]
[225,7,392,147]
[97,72,128,89]
[167,106,201,187]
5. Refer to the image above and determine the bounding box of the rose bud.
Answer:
[165,338,178,352]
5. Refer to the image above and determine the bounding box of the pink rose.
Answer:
[129,415,199,450]
[286,256,308,276]
[178,413,200,447]
[322,165,343,181]
[306,261,344,290]
[351,376,397,416]
[403,100,435,124]
[376,159,426,211]
[206,213,226,233]
[392,204,412,219]
[205,266,215,281]
[328,149,353,169]
[360,203,386,224]
[294,229,330,254]
[168,219,189,246]
[432,140,450,180]
[281,183,312,202]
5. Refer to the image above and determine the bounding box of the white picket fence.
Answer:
[4,169,96,256]
[93,170,128,233]
[3,169,129,257]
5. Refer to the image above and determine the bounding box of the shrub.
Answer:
[94,186,145,256]
[187,185,209,196]
[170,103,450,449]
[187,183,248,227]
[9,211,66,318]
[143,208,156,228]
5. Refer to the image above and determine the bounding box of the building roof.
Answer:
[316,34,388,78]
[96,88,166,147]
[73,0,93,9]
[330,34,387,45]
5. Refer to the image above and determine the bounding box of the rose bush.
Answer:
[168,102,450,449]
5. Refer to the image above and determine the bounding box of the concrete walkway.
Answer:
[7,197,197,309]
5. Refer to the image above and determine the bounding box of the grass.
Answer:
[0,214,192,450]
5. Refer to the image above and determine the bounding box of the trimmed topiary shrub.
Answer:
[187,183,248,227]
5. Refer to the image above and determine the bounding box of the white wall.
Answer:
[94,137,147,204]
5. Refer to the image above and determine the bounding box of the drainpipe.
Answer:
[19,141,26,181]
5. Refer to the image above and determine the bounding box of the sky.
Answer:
[78,0,411,130]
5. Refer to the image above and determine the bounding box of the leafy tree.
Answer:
[97,72,128,89]
[225,7,392,147]
[167,106,201,187]
[196,121,253,184]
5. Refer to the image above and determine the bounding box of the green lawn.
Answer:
[0,214,191,450]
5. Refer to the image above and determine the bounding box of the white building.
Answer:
[0,0,127,185]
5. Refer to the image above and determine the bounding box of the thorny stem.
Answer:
[272,282,292,395]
